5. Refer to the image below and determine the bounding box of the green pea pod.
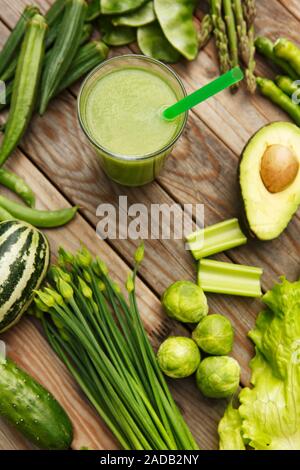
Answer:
[275,75,300,98]
[0,206,13,222]
[257,76,300,127]
[0,5,40,77]
[0,15,47,168]
[0,195,78,228]
[112,1,155,27]
[0,168,35,207]
[255,37,298,80]
[154,0,198,60]
[56,41,109,93]
[137,21,181,63]
[39,0,88,115]
[100,18,136,46]
[86,0,102,21]
[101,0,146,15]
[274,38,300,76]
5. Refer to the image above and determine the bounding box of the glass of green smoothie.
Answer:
[78,55,188,186]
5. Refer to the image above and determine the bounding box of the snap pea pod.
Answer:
[101,0,146,15]
[86,0,101,21]
[0,5,40,77]
[257,76,300,127]
[0,168,35,207]
[112,1,156,27]
[255,36,298,80]
[39,0,87,115]
[0,15,47,167]
[274,38,300,77]
[137,22,180,63]
[0,206,13,222]
[0,195,78,228]
[275,75,300,98]
[154,0,198,61]
[100,18,136,46]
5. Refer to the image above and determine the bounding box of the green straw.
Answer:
[162,66,244,120]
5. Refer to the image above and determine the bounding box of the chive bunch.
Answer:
[33,243,199,450]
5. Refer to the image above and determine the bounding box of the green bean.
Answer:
[101,0,146,15]
[0,5,40,77]
[39,0,87,115]
[112,2,155,27]
[154,0,198,61]
[257,76,300,127]
[255,36,298,80]
[137,22,180,63]
[0,15,47,167]
[275,75,300,98]
[0,195,78,228]
[100,18,136,46]
[0,206,13,222]
[0,168,35,207]
[274,38,300,76]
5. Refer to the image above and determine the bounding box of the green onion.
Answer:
[197,259,263,297]
[186,218,247,260]
[34,243,199,450]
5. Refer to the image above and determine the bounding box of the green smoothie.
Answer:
[78,56,187,186]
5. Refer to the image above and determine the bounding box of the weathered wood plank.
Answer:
[0,150,228,450]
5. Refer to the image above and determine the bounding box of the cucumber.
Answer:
[0,220,50,332]
[0,357,73,449]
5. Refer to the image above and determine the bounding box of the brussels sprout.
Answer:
[161,281,208,323]
[192,314,234,355]
[196,356,240,398]
[157,336,201,378]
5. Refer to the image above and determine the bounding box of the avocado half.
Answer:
[239,122,300,240]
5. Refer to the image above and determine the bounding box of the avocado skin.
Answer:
[0,358,73,449]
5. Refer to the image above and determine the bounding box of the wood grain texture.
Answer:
[0,0,299,451]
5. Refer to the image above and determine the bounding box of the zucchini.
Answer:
[0,220,49,333]
[0,14,47,167]
[0,357,73,449]
[39,0,88,115]
[0,5,40,77]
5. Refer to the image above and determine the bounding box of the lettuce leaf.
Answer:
[218,402,246,450]
[218,278,300,450]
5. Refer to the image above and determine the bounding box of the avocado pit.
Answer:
[260,144,299,193]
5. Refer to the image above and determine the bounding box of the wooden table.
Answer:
[0,0,299,450]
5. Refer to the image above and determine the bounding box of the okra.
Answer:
[0,15,47,167]
[56,41,109,93]
[0,168,35,207]
[39,0,88,115]
[1,23,92,93]
[0,5,40,77]
[86,0,101,21]
[45,0,67,26]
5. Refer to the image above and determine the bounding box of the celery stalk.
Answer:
[198,259,263,297]
[186,218,247,260]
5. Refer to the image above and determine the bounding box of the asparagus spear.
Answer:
[198,14,213,50]
[232,0,249,64]
[223,0,238,68]
[211,0,231,73]
[245,25,256,93]
[243,0,256,28]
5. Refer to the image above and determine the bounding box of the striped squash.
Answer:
[0,220,50,332]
